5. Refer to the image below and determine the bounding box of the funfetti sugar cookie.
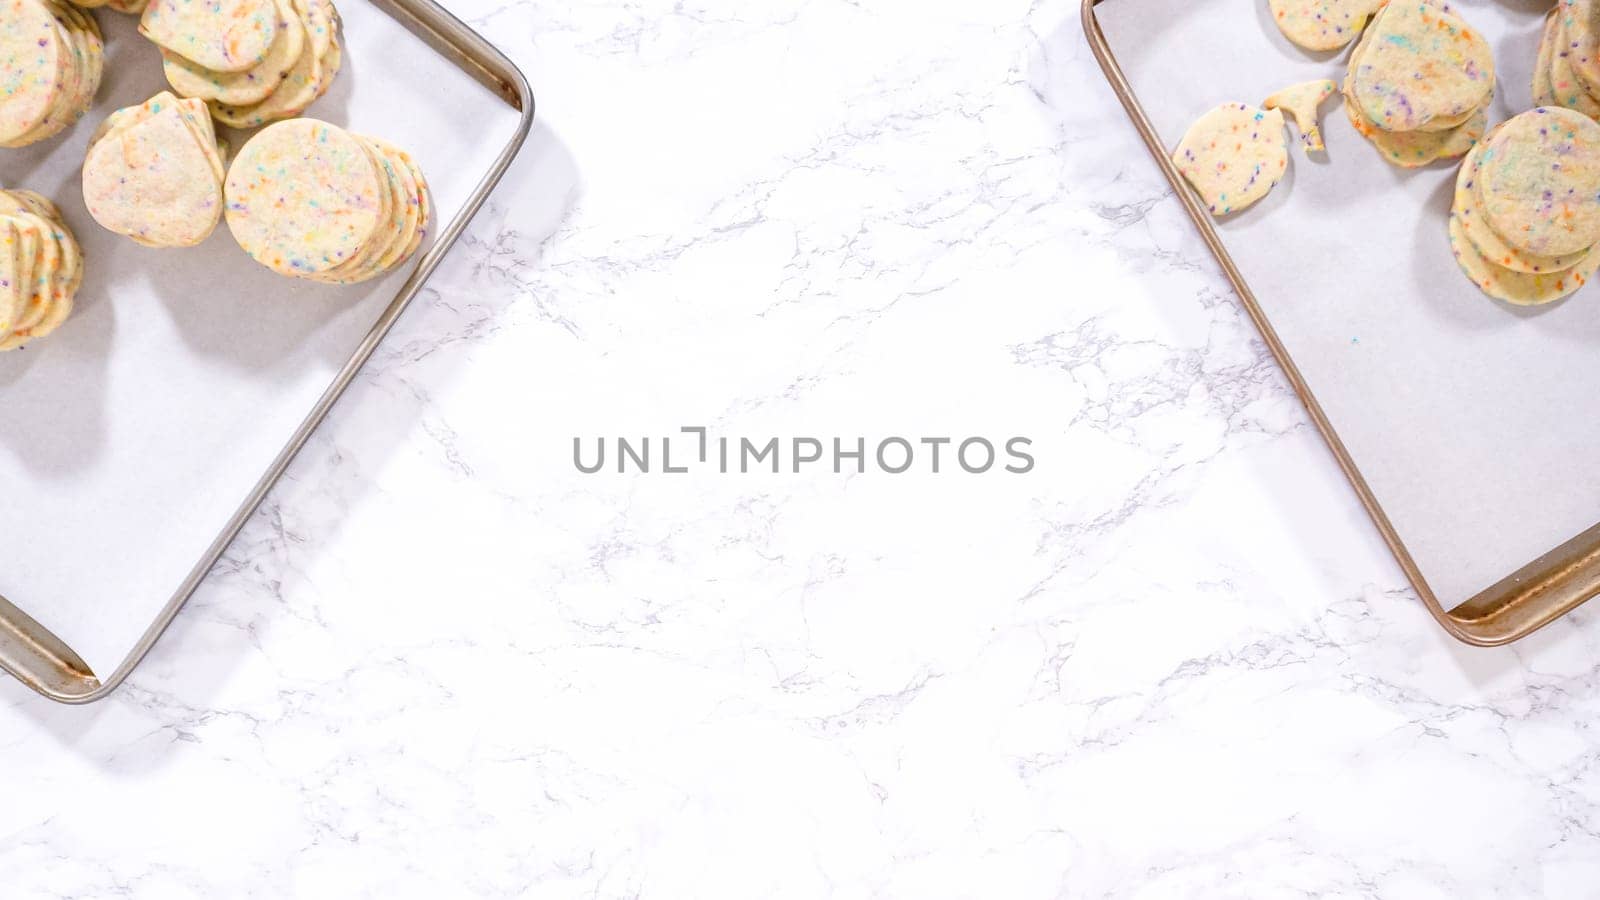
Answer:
[1343,71,1486,167]
[2,0,106,148]
[2,190,82,309]
[226,119,430,284]
[1351,0,1494,133]
[301,137,393,281]
[1449,211,1599,305]
[225,119,384,278]
[82,93,226,248]
[0,0,69,145]
[0,221,24,340]
[0,192,82,346]
[1453,138,1586,275]
[1535,11,1562,109]
[1477,107,1600,257]
[308,134,431,284]
[0,207,68,349]
[1340,10,1471,135]
[302,0,335,58]
[1559,0,1600,100]
[366,136,429,271]
[208,0,340,128]
[1263,79,1336,153]
[1170,102,1288,217]
[161,0,305,106]
[9,211,59,334]
[1551,14,1600,119]
[139,0,279,73]
[1268,0,1380,51]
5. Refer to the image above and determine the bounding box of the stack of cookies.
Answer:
[1534,6,1600,121]
[0,191,84,351]
[145,0,341,128]
[0,0,105,148]
[82,92,227,248]
[1343,0,1494,168]
[1449,107,1600,305]
[224,119,430,285]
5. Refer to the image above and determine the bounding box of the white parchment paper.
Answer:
[1096,0,1596,609]
[0,3,520,675]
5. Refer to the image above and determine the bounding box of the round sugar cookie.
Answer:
[1551,13,1600,118]
[209,21,333,128]
[1337,16,1472,136]
[301,0,335,59]
[363,137,425,274]
[225,119,384,276]
[313,33,339,100]
[17,1,105,143]
[1341,12,1472,134]
[4,224,39,338]
[1170,102,1288,217]
[9,214,58,333]
[305,137,395,282]
[1,7,81,148]
[1351,0,1493,133]
[1449,211,1600,305]
[161,0,304,105]
[1535,11,1561,109]
[1454,140,1588,274]
[4,192,82,322]
[83,101,224,247]
[1342,76,1485,168]
[1560,0,1600,100]
[0,0,68,144]
[3,210,78,344]
[5,190,63,223]
[61,2,105,113]
[0,191,81,311]
[398,150,430,260]
[139,0,278,73]
[309,137,425,284]
[0,221,24,339]
[1478,107,1600,257]
[1267,0,1380,51]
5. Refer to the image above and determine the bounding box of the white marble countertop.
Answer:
[6,0,1600,895]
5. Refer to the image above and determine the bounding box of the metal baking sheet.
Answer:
[1087,0,1600,642]
[0,0,532,701]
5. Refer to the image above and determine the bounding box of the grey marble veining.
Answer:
[5,1,1600,896]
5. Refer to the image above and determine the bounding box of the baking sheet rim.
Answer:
[0,0,536,703]
[1081,0,1600,647]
